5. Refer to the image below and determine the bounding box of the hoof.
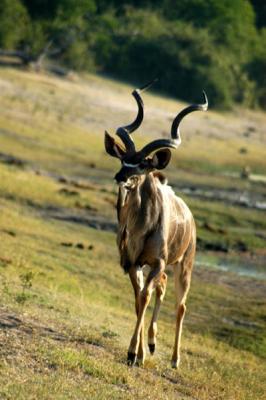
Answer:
[127,352,137,366]
[148,343,155,355]
[171,360,180,369]
[136,357,145,367]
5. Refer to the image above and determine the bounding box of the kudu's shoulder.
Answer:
[153,173,193,219]
[152,172,176,200]
[152,171,168,185]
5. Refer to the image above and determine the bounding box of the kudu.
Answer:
[104,81,208,368]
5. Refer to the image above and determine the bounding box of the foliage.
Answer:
[1,0,266,108]
[251,0,266,28]
[247,28,266,108]
[0,0,30,49]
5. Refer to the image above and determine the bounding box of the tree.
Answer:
[247,28,266,107]
[250,0,266,28]
[92,9,239,108]
[163,0,257,58]
[22,0,95,20]
[0,0,29,49]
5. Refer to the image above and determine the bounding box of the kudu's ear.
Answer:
[151,149,171,170]
[104,131,126,159]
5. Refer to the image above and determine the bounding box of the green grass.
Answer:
[0,67,265,400]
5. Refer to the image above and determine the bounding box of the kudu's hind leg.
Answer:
[148,272,167,355]
[171,259,192,369]
[128,267,145,365]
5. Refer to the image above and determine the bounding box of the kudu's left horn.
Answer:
[116,78,158,154]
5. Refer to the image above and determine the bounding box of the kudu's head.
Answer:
[105,80,208,189]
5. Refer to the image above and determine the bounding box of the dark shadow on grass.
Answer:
[0,308,66,341]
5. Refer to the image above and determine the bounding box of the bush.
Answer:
[0,0,29,49]
[247,28,266,108]
[93,10,242,108]
[0,0,265,110]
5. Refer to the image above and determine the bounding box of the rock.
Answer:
[59,188,79,196]
[241,166,251,179]
[3,229,16,237]
[203,222,216,232]
[0,152,26,167]
[60,242,73,247]
[197,238,229,253]
[0,257,12,266]
[218,228,227,235]
[58,176,69,184]
[234,240,248,252]
[74,201,98,212]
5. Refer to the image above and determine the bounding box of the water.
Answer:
[179,186,266,211]
[196,253,266,280]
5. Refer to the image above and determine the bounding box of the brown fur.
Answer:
[117,172,195,271]
[116,171,196,367]
[104,85,207,367]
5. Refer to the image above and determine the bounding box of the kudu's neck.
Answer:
[118,173,160,232]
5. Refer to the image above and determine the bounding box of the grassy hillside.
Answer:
[0,68,265,400]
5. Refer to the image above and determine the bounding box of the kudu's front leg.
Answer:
[128,266,145,365]
[128,259,165,366]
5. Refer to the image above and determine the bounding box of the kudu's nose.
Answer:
[114,171,126,184]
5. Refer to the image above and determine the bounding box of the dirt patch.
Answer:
[175,184,266,211]
[50,210,117,232]
[194,267,266,297]
[0,308,66,341]
[0,151,26,167]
